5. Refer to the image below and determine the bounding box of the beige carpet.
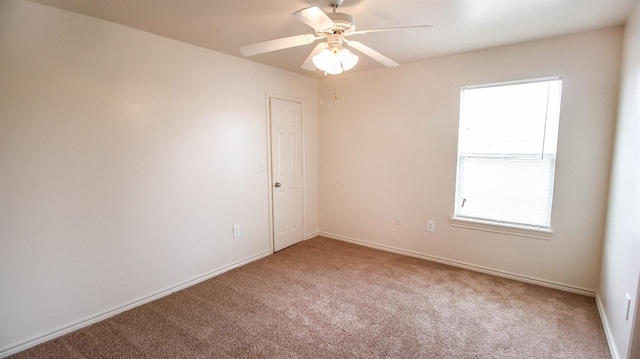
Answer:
[11,236,610,358]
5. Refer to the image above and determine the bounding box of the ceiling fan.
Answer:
[239,0,432,75]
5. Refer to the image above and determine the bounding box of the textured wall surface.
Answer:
[0,0,318,354]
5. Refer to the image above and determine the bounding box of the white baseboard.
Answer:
[596,293,621,359]
[320,231,596,297]
[0,250,272,358]
[305,231,320,240]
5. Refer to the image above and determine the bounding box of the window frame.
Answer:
[451,76,563,240]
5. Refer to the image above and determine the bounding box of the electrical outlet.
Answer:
[395,216,401,225]
[233,225,240,238]
[625,293,632,320]
[426,220,435,233]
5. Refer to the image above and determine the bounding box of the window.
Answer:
[453,77,562,233]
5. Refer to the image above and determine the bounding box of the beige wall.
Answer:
[598,0,640,358]
[0,0,318,354]
[318,28,622,293]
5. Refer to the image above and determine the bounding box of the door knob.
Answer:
[274,182,281,188]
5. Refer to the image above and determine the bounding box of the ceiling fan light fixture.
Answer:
[313,48,342,74]
[312,47,358,75]
[338,48,358,71]
[312,48,335,71]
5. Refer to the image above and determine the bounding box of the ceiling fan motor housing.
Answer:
[324,12,356,34]
[326,33,345,52]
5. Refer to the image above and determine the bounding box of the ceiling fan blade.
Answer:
[349,25,433,36]
[240,34,317,57]
[344,39,399,67]
[302,43,328,71]
[292,6,335,32]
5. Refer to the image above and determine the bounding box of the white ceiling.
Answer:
[29,0,637,78]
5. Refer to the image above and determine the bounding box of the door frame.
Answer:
[265,93,305,253]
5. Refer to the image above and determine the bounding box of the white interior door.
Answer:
[270,98,304,252]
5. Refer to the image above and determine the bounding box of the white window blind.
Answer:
[454,77,562,229]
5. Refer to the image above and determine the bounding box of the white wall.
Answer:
[598,0,640,358]
[318,28,622,293]
[0,0,318,354]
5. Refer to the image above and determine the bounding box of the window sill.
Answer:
[449,217,553,240]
